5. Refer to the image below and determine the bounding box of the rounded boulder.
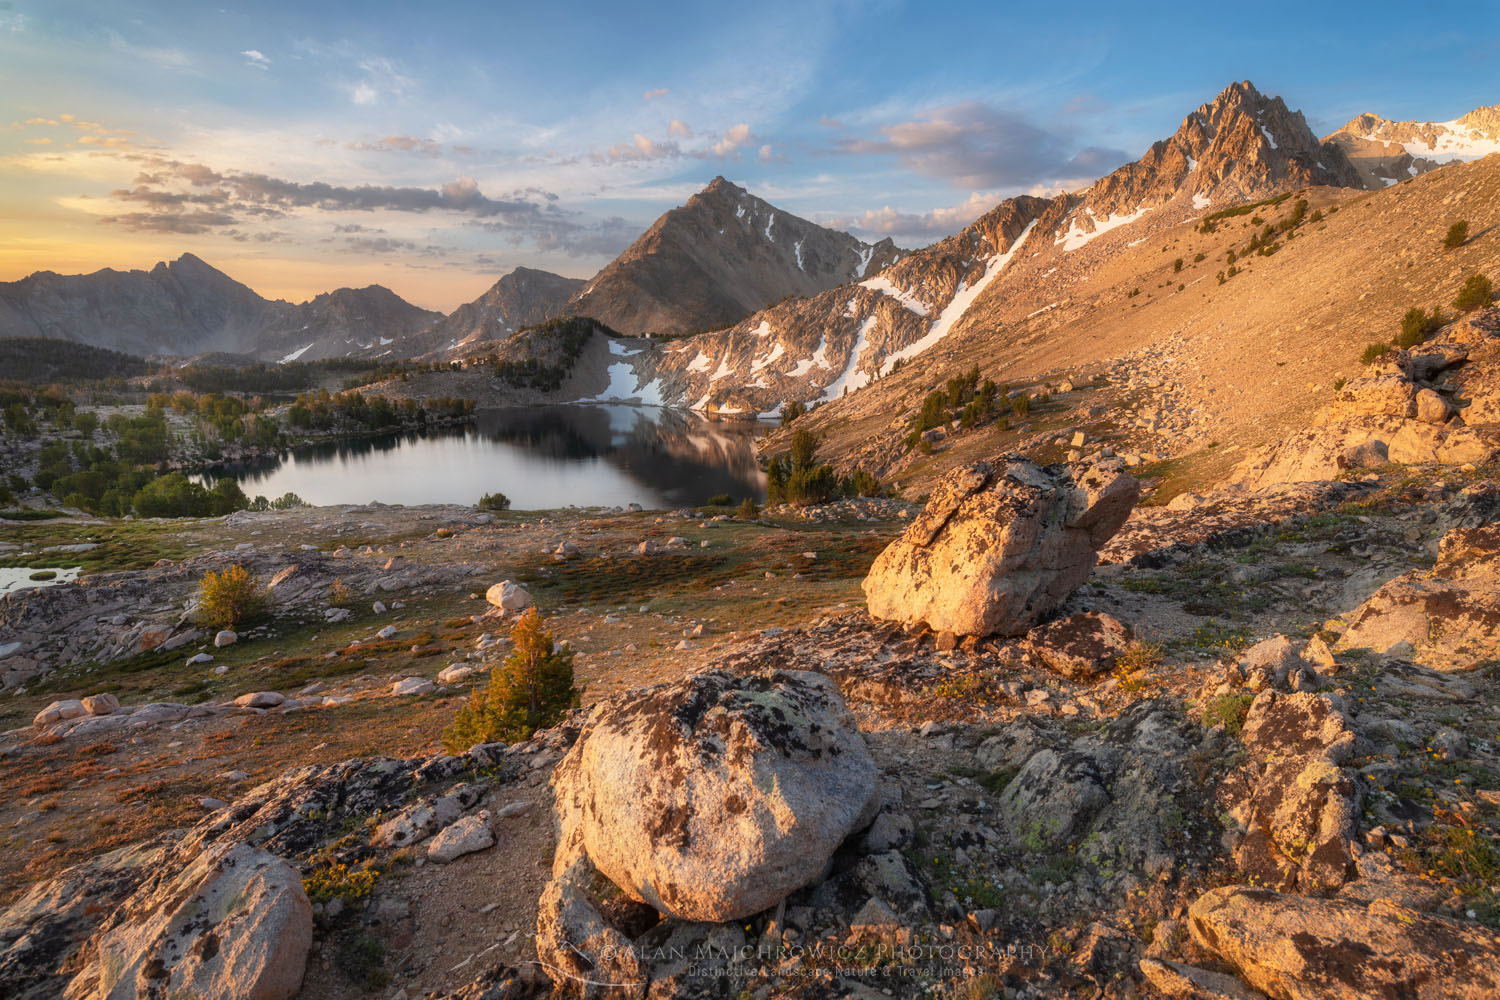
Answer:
[552,668,878,922]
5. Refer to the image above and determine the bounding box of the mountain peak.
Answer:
[567,181,900,336]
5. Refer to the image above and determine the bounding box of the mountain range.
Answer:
[1,82,1495,383]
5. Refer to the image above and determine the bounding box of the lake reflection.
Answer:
[205,406,768,510]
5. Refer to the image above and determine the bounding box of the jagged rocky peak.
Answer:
[566,176,901,337]
[1324,104,1500,188]
[1081,80,1360,223]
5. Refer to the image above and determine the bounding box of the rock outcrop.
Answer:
[1235,326,1499,489]
[1218,691,1360,893]
[66,842,312,1000]
[549,668,878,922]
[1189,885,1500,1000]
[863,456,1138,636]
[1335,520,1500,669]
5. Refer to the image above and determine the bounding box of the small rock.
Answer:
[82,693,120,716]
[234,691,285,709]
[33,699,85,727]
[214,630,238,648]
[427,812,496,862]
[392,677,435,697]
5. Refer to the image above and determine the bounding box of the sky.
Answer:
[1,1,1497,312]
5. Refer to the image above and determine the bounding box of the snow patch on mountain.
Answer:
[881,218,1038,374]
[280,344,314,363]
[819,315,877,402]
[859,275,930,316]
[1056,208,1148,252]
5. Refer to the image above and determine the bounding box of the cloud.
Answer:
[827,191,1000,241]
[108,33,194,71]
[711,123,753,157]
[643,88,670,101]
[241,49,271,69]
[592,122,759,164]
[599,133,682,162]
[99,210,238,234]
[344,56,415,106]
[351,135,444,156]
[835,101,1128,189]
[94,157,630,256]
[341,235,448,257]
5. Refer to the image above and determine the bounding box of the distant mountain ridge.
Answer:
[0,254,439,362]
[1324,105,1500,188]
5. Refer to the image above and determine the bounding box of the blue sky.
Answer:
[1,0,1496,309]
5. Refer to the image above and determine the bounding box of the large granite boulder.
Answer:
[862,455,1138,636]
[550,668,877,922]
[66,842,312,1000]
[1189,885,1500,1000]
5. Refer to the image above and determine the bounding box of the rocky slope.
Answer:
[402,267,584,358]
[566,176,902,337]
[0,254,439,362]
[1325,104,1500,188]
[593,81,1362,417]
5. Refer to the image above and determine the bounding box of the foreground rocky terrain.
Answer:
[4,422,1500,997]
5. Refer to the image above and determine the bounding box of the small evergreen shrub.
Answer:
[1444,221,1470,249]
[1455,273,1494,312]
[443,608,580,751]
[781,400,806,425]
[478,491,511,511]
[705,493,733,507]
[194,564,269,630]
[736,498,759,519]
[1398,307,1447,348]
[1361,342,1391,365]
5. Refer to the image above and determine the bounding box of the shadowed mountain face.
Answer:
[565,176,902,337]
[0,253,438,361]
[1324,105,1500,188]
[0,253,280,357]
[252,285,441,362]
[401,267,586,358]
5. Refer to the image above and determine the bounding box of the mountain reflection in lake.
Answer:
[205,406,768,510]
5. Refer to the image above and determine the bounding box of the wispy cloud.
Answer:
[108,32,194,71]
[350,135,444,156]
[592,123,757,163]
[642,88,670,101]
[241,49,271,70]
[834,101,1127,189]
[826,191,999,241]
